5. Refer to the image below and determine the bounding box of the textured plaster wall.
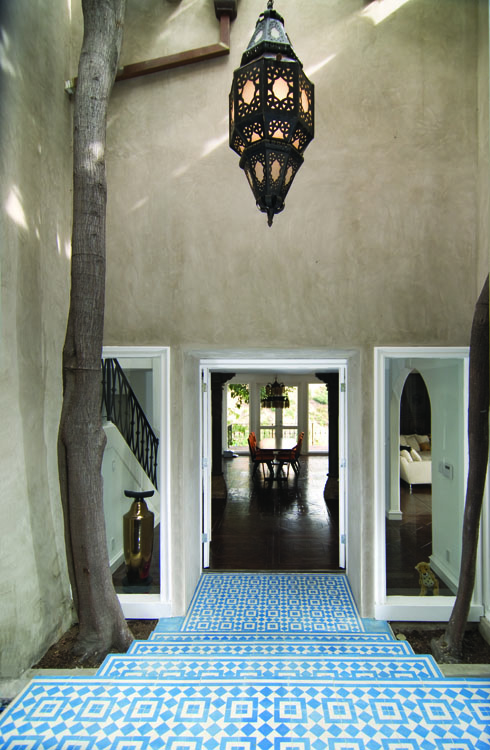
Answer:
[0,1,73,678]
[101,0,487,617]
[105,0,484,348]
[0,0,486,679]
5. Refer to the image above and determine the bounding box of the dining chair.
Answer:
[277,431,304,478]
[248,432,274,479]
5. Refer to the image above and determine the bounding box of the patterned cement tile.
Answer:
[1,677,489,749]
[149,631,394,642]
[97,653,443,681]
[181,573,363,634]
[129,637,415,658]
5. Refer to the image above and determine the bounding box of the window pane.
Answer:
[308,383,329,450]
[227,384,250,448]
[282,386,298,439]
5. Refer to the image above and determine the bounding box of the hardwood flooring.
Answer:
[210,455,341,570]
[386,482,452,595]
[112,460,449,595]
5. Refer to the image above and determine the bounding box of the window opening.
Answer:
[260,385,297,440]
[227,383,250,450]
[308,382,329,452]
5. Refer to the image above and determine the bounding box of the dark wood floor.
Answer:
[386,483,451,595]
[210,455,341,570]
[112,459,450,595]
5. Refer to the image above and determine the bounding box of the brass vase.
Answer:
[123,490,155,587]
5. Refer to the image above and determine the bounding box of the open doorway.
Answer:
[385,370,453,595]
[375,347,484,622]
[101,346,171,620]
[200,359,347,572]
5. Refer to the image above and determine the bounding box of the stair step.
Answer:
[131,635,414,657]
[98,653,443,680]
[1,676,488,748]
[150,631,394,642]
[180,572,366,634]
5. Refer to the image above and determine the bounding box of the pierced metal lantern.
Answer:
[229,0,314,226]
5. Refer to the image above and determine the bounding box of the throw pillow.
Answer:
[419,441,431,451]
[400,449,413,462]
[405,435,421,451]
[411,449,422,462]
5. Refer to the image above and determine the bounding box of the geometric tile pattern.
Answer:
[181,573,363,633]
[97,653,443,680]
[131,637,415,658]
[1,678,489,749]
[1,572,490,750]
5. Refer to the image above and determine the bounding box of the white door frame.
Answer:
[374,346,484,621]
[102,346,172,618]
[200,366,212,568]
[199,356,348,571]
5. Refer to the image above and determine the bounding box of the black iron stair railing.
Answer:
[102,358,159,489]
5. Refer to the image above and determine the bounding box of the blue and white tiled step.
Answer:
[98,652,443,681]
[130,633,414,658]
[1,675,489,748]
[1,572,490,749]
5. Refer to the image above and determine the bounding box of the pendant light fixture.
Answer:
[261,377,290,409]
[229,1,314,226]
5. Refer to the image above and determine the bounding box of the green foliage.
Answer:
[312,390,328,405]
[229,383,250,407]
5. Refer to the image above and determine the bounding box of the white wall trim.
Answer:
[102,346,172,618]
[376,599,484,622]
[199,353,349,574]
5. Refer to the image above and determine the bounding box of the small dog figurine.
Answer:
[415,562,439,596]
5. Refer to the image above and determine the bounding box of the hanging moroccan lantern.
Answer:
[229,1,314,226]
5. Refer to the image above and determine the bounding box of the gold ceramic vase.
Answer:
[123,490,155,586]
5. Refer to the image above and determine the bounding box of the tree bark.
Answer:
[58,0,132,659]
[432,275,489,663]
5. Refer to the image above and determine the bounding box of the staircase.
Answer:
[1,573,489,748]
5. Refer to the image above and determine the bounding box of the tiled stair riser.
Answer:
[98,653,443,680]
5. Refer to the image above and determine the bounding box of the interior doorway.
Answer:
[200,357,348,572]
[210,454,339,570]
[375,347,484,622]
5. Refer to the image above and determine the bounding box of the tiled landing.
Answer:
[1,572,490,749]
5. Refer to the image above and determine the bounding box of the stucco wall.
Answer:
[104,0,484,348]
[0,0,74,678]
[100,0,487,617]
[1,0,488,679]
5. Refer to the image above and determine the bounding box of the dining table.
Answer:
[258,437,296,480]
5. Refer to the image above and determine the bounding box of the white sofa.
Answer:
[399,433,432,491]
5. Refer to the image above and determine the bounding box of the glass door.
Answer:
[259,385,298,442]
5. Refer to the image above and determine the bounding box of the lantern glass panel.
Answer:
[243,122,264,144]
[301,88,309,113]
[271,159,281,181]
[285,165,294,186]
[272,76,290,101]
[241,79,256,105]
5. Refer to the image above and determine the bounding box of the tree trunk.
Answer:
[432,275,489,663]
[58,0,132,660]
